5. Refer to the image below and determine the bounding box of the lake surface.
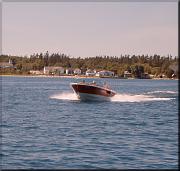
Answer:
[1,76,178,169]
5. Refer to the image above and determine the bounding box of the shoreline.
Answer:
[0,74,178,80]
[0,74,98,79]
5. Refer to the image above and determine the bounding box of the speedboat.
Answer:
[70,80,116,101]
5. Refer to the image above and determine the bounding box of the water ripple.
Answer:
[1,77,178,169]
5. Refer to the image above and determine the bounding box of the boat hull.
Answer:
[77,92,112,101]
[70,83,116,101]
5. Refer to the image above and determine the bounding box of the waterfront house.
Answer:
[74,68,81,75]
[0,59,14,69]
[0,62,14,68]
[80,68,87,75]
[124,71,132,78]
[96,70,114,77]
[86,69,96,76]
[44,66,64,75]
[66,68,74,75]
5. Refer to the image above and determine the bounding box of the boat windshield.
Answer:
[73,78,111,89]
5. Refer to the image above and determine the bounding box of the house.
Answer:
[86,69,96,76]
[44,66,64,75]
[80,68,87,75]
[96,70,114,77]
[0,59,14,69]
[95,71,101,77]
[0,62,14,68]
[124,71,132,78]
[66,68,74,75]
[74,68,81,75]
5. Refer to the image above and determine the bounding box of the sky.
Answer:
[1,1,178,58]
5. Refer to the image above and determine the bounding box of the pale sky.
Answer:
[2,1,178,58]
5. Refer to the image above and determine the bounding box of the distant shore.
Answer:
[0,74,97,79]
[0,74,178,80]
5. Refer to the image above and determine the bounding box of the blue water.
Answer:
[1,76,178,169]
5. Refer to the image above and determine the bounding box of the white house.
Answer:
[124,71,132,78]
[85,69,96,76]
[0,59,14,69]
[66,68,74,75]
[96,70,114,77]
[44,66,64,75]
[0,62,14,68]
[74,68,81,75]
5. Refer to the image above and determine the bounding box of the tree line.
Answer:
[0,52,178,78]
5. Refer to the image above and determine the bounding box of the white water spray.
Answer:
[50,91,175,102]
[111,94,174,102]
[145,90,177,94]
[50,92,79,101]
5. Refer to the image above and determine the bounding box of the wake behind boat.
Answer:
[70,80,116,101]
